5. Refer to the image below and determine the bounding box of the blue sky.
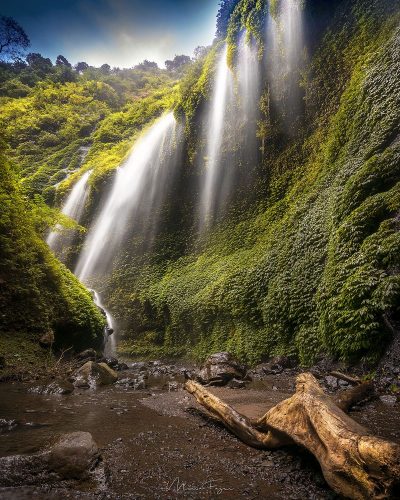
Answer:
[0,0,219,68]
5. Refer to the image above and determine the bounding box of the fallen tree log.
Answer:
[185,373,400,499]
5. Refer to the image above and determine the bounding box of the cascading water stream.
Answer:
[199,45,233,231]
[91,290,116,357]
[75,112,177,283]
[46,169,92,253]
[47,112,179,356]
[237,32,260,127]
[198,35,261,233]
[266,0,305,124]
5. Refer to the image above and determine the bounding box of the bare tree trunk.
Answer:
[185,373,400,499]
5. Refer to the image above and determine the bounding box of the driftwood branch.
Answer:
[185,373,400,499]
[329,370,361,386]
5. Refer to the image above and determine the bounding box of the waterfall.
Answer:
[266,0,305,126]
[75,112,178,283]
[198,36,261,232]
[237,33,261,129]
[199,45,233,231]
[92,290,116,357]
[46,169,92,255]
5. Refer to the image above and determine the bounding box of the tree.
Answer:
[100,63,111,74]
[216,0,238,38]
[193,46,208,60]
[56,55,71,67]
[74,61,89,73]
[134,59,158,71]
[12,57,27,70]
[0,16,30,61]
[26,52,53,71]
[165,54,191,73]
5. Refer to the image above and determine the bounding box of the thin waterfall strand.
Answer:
[199,46,232,231]
[47,169,92,253]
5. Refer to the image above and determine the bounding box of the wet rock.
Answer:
[163,381,180,391]
[0,418,18,432]
[228,378,247,389]
[76,349,98,362]
[39,330,54,348]
[116,362,129,371]
[104,357,119,368]
[379,395,397,405]
[38,379,74,395]
[197,352,246,386]
[105,326,114,336]
[261,362,283,375]
[0,432,100,486]
[73,361,118,387]
[47,431,100,479]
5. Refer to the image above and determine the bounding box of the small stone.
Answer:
[228,378,247,389]
[379,395,397,405]
[325,375,338,389]
[261,459,274,467]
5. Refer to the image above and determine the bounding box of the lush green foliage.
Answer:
[1,0,399,369]
[109,0,400,365]
[0,142,106,369]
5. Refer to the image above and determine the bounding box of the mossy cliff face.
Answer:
[114,0,400,365]
[0,143,105,372]
[1,0,398,367]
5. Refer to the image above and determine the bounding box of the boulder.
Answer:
[47,431,100,479]
[197,352,246,386]
[0,432,100,486]
[73,361,118,388]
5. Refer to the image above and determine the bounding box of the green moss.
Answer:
[110,0,400,366]
[0,143,106,356]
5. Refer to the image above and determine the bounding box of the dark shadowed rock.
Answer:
[197,352,246,386]
[116,362,128,371]
[76,349,98,361]
[104,357,119,368]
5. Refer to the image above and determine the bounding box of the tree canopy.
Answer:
[0,16,30,61]
[165,54,191,73]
